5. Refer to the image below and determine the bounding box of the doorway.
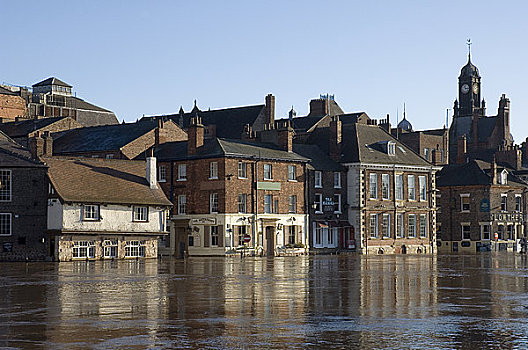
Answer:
[265,226,275,256]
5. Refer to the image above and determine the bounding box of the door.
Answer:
[265,226,275,256]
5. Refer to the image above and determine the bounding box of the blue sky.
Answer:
[2,1,528,141]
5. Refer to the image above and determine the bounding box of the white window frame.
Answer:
[419,176,427,202]
[314,193,323,214]
[264,164,272,180]
[500,169,508,185]
[480,223,491,241]
[369,173,378,200]
[288,195,297,214]
[0,170,12,202]
[334,172,341,189]
[72,241,95,259]
[158,165,167,182]
[396,213,404,238]
[408,214,416,238]
[238,162,247,179]
[211,226,219,246]
[334,194,341,214]
[0,213,12,236]
[388,142,395,156]
[314,171,322,188]
[369,214,378,238]
[395,174,403,201]
[515,194,522,212]
[238,194,247,213]
[460,194,470,213]
[178,164,187,181]
[501,194,507,212]
[382,213,390,238]
[209,162,218,179]
[103,240,118,258]
[133,206,148,222]
[124,240,146,258]
[178,195,186,215]
[210,193,219,213]
[83,204,100,221]
[288,165,296,181]
[382,174,390,200]
[419,214,427,238]
[408,175,416,201]
[264,194,272,214]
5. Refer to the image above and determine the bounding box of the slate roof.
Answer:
[293,144,343,171]
[477,116,497,142]
[44,157,172,206]
[0,86,16,96]
[291,112,369,133]
[0,117,67,138]
[0,131,44,167]
[150,104,265,139]
[151,138,308,163]
[437,160,527,187]
[53,119,163,154]
[32,77,72,88]
[341,123,432,166]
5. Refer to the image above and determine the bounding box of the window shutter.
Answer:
[204,226,210,247]
[218,225,224,247]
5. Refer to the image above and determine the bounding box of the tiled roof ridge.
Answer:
[0,132,44,166]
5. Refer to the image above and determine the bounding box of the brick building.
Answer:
[436,159,527,253]
[0,131,48,261]
[52,118,187,159]
[0,86,27,121]
[152,117,308,257]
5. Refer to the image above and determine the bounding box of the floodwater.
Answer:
[1,254,528,349]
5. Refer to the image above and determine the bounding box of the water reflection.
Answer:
[0,254,527,349]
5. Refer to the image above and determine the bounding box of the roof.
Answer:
[0,117,68,138]
[397,117,413,131]
[32,77,72,88]
[477,116,497,142]
[437,160,527,187]
[341,123,432,166]
[44,157,172,206]
[292,115,325,132]
[53,118,163,154]
[0,86,16,96]
[150,104,265,139]
[293,144,343,171]
[151,138,309,163]
[0,130,45,167]
[459,56,480,78]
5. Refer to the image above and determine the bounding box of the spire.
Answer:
[467,38,472,62]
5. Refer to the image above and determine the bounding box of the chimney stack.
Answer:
[309,98,329,116]
[155,118,167,146]
[146,148,158,189]
[277,121,294,152]
[265,94,275,125]
[491,157,497,185]
[29,132,45,159]
[43,131,53,156]
[187,115,204,155]
[456,135,467,164]
[329,116,342,162]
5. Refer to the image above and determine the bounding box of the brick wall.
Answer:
[0,94,27,120]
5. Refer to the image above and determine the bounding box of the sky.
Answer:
[2,1,528,142]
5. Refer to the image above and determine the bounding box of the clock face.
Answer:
[461,84,470,94]
[473,84,479,94]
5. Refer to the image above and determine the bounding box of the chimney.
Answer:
[498,94,511,144]
[155,118,167,146]
[277,121,294,152]
[265,94,275,124]
[309,98,329,116]
[379,114,391,134]
[491,157,497,185]
[29,132,45,159]
[431,149,442,165]
[456,135,467,164]
[329,116,342,162]
[146,148,158,189]
[187,115,204,156]
[43,131,53,156]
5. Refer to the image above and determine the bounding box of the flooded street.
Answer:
[1,254,528,349]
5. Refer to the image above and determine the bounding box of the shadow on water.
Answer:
[0,253,528,349]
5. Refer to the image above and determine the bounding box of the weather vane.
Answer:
[467,38,472,58]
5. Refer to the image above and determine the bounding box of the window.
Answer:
[288,226,296,245]
[382,174,390,200]
[133,206,148,221]
[209,162,218,179]
[419,214,427,238]
[501,194,507,211]
[369,173,378,199]
[419,176,427,201]
[238,162,247,179]
[288,165,296,181]
[334,194,342,213]
[211,226,219,246]
[188,236,194,247]
[462,224,471,240]
[72,241,95,258]
[288,195,297,213]
[238,194,247,213]
[481,224,491,240]
[125,240,146,257]
[314,171,322,188]
[264,195,272,214]
[0,213,12,236]
[328,227,336,245]
[264,164,272,180]
[424,148,430,161]
[408,175,416,200]
[461,194,470,212]
[498,225,504,240]
[500,170,508,185]
[105,154,114,159]
[178,195,186,215]
[157,165,167,182]
[334,172,341,188]
[396,213,404,238]
[382,214,390,238]
[314,194,323,213]
[103,240,118,258]
[83,205,100,221]
[388,142,395,156]
[210,193,218,213]
[507,224,514,240]
[315,227,322,245]
[0,170,12,201]
[516,195,522,212]
[238,225,247,246]
[408,214,416,238]
[178,164,187,181]
[273,198,279,214]
[395,174,403,200]
[369,214,378,238]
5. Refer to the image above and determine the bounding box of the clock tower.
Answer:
[456,40,484,118]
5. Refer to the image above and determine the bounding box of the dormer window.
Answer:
[388,142,396,155]
[500,169,508,185]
